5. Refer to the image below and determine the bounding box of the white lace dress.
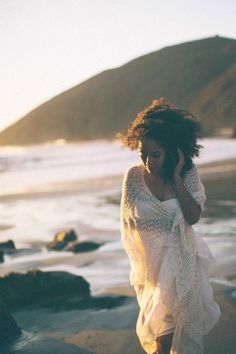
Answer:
[120,164,221,354]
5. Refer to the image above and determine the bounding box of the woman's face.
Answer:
[138,137,166,177]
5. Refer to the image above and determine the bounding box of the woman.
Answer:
[118,98,221,354]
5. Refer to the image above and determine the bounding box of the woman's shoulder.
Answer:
[123,164,143,185]
[125,164,143,175]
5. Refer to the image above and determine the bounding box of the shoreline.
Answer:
[0,157,236,202]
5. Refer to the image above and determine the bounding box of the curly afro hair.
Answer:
[117,98,203,181]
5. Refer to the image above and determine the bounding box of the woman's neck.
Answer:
[143,166,165,184]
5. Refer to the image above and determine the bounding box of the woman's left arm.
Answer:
[174,149,205,225]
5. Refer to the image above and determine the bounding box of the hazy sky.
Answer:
[1,0,236,132]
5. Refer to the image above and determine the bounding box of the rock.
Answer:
[54,229,77,243]
[0,269,128,312]
[66,241,104,253]
[47,229,78,251]
[46,240,67,251]
[0,240,16,254]
[0,250,4,263]
[0,269,90,309]
[0,241,42,261]
[0,297,21,342]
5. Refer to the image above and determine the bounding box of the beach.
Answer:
[0,139,236,353]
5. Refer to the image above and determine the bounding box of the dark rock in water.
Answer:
[0,240,16,254]
[0,241,41,261]
[54,229,77,243]
[0,269,90,309]
[0,269,128,312]
[47,229,78,251]
[66,241,104,253]
[0,250,4,263]
[0,297,21,342]
[46,240,67,251]
[46,230,104,254]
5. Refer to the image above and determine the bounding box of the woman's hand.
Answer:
[174,148,185,179]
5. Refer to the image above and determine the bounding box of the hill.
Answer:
[0,35,236,145]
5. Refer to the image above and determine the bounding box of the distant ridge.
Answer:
[0,35,236,145]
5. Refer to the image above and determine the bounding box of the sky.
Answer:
[1,0,236,132]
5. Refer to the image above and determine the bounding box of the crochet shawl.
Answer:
[120,163,219,354]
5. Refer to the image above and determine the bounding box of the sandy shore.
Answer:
[1,158,236,353]
[198,157,236,179]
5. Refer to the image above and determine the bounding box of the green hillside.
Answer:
[0,35,236,145]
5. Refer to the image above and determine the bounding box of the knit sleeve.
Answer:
[120,167,136,240]
[120,167,146,285]
[183,164,206,213]
[121,168,130,219]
